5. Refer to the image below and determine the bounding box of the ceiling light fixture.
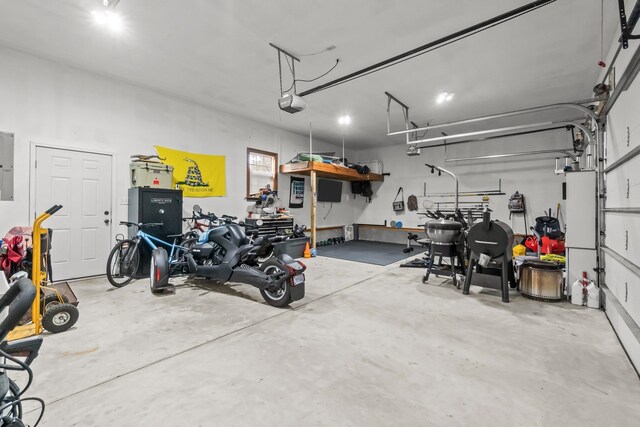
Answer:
[436,91,454,104]
[92,0,124,33]
[338,115,351,125]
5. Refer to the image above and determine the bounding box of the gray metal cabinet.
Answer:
[0,131,14,201]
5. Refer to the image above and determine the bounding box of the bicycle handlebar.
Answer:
[193,211,218,221]
[0,277,37,343]
[119,221,164,228]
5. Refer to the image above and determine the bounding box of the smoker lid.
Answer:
[425,219,462,231]
[521,259,562,270]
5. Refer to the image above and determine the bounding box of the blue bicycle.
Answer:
[106,222,195,288]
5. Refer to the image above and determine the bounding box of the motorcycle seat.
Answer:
[253,237,265,246]
[237,243,254,256]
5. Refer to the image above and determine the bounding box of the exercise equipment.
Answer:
[400,233,431,268]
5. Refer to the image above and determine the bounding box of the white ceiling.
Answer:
[0,0,619,148]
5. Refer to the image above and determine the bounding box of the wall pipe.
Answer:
[425,164,458,210]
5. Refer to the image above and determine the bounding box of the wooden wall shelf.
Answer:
[279,161,384,248]
[279,161,384,182]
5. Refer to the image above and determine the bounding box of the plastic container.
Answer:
[571,279,585,306]
[586,281,600,309]
[273,237,310,259]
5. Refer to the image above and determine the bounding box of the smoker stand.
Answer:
[423,242,465,288]
[462,255,516,303]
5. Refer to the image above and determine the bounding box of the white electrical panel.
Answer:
[0,131,14,201]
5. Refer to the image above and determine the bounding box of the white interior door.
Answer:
[35,146,112,280]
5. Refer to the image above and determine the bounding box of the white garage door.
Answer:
[35,146,113,280]
[602,47,640,368]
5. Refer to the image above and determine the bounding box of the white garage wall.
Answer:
[0,46,356,236]
[352,130,570,233]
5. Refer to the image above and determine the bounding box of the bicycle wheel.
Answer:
[1,378,23,419]
[180,236,197,252]
[106,239,140,287]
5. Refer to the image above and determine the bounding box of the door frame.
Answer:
[29,141,117,248]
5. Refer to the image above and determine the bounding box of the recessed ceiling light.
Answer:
[436,91,454,104]
[338,115,351,125]
[91,9,124,33]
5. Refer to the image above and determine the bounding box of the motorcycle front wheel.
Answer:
[259,259,291,308]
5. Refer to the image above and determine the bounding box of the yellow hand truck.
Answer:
[7,205,79,341]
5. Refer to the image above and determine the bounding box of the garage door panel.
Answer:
[605,154,640,206]
[605,252,640,325]
[607,89,640,164]
[605,213,640,261]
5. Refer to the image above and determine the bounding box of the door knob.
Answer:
[104,210,110,215]
[104,219,110,225]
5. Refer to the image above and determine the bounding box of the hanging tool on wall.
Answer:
[392,187,405,212]
[508,191,528,235]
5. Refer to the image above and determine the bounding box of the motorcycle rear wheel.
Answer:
[257,249,275,264]
[259,259,291,308]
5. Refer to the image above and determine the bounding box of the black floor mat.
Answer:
[316,240,427,266]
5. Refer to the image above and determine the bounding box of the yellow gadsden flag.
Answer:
[155,146,226,197]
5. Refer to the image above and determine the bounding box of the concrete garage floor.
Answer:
[23,256,640,426]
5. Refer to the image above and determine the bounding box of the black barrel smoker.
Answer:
[463,210,515,303]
